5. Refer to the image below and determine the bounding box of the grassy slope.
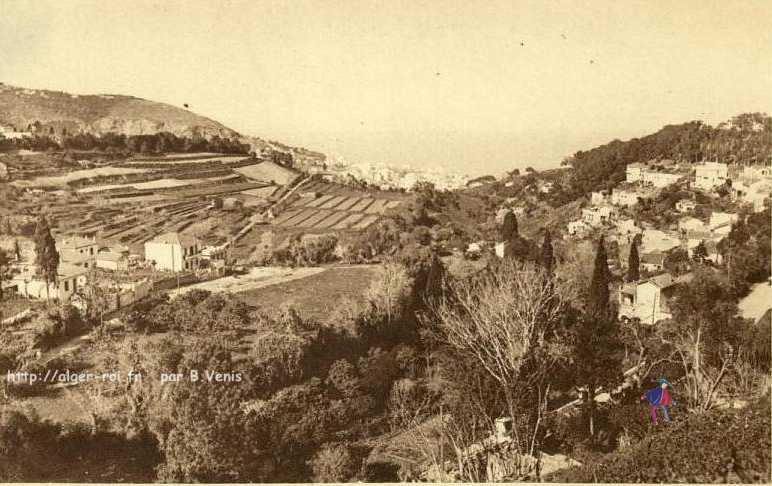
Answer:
[237,265,379,324]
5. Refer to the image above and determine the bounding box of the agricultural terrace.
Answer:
[7,153,298,258]
[271,180,405,231]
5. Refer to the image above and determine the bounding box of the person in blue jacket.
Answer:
[640,378,676,424]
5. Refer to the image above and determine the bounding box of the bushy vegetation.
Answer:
[0,130,249,155]
[0,406,160,482]
[549,396,771,483]
[272,233,339,266]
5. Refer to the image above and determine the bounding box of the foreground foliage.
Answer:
[549,396,771,483]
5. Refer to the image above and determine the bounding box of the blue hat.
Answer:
[655,378,673,389]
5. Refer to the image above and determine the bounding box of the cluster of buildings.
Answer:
[614,208,743,325]
[730,165,772,212]
[625,162,685,188]
[2,230,208,308]
[0,124,32,140]
[565,160,772,326]
[320,158,471,191]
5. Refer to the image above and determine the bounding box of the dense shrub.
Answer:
[272,233,339,266]
[548,397,771,483]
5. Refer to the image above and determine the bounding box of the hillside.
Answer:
[562,113,772,202]
[0,83,238,139]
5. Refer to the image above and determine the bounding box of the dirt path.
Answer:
[167,266,326,297]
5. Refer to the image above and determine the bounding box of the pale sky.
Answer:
[1,0,771,175]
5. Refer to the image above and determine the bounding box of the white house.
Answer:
[678,216,706,233]
[614,218,642,243]
[581,206,614,227]
[538,181,554,194]
[11,263,88,302]
[640,252,665,273]
[641,171,683,188]
[0,125,32,140]
[731,179,772,212]
[739,165,772,182]
[96,250,129,271]
[709,212,738,231]
[626,163,645,183]
[144,232,201,272]
[567,220,590,236]
[675,199,696,213]
[590,191,610,205]
[694,162,729,191]
[618,273,689,325]
[611,189,644,207]
[57,236,98,269]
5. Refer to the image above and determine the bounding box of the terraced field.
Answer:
[270,184,405,231]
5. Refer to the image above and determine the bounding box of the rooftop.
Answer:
[96,251,126,262]
[57,236,96,249]
[59,263,89,278]
[641,252,664,264]
[148,231,200,247]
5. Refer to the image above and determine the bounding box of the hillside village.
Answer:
[0,92,770,483]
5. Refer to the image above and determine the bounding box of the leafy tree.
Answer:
[33,215,59,302]
[663,247,690,276]
[157,342,259,482]
[626,240,640,282]
[692,240,708,263]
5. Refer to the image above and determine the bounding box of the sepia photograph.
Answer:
[0,0,770,483]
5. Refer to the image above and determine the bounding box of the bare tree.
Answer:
[429,260,566,456]
[366,263,411,323]
[662,270,742,412]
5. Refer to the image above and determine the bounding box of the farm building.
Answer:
[96,250,129,271]
[144,232,202,272]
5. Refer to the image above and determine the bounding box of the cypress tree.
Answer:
[574,235,622,443]
[627,240,640,282]
[33,215,59,302]
[541,229,554,275]
[587,236,610,318]
[500,210,518,242]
